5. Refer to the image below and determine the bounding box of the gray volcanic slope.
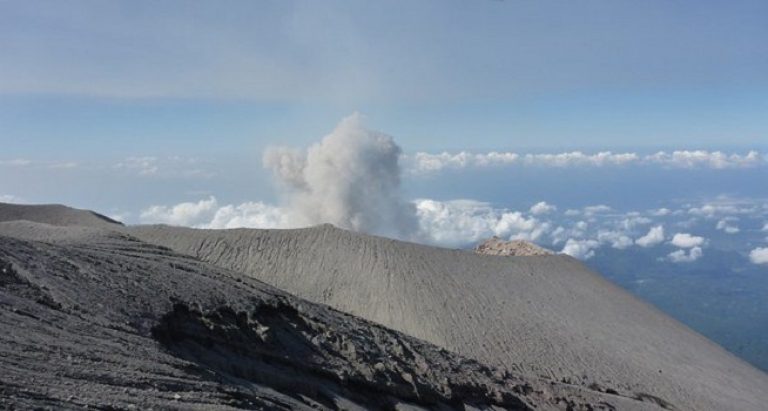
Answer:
[127,224,768,411]
[0,202,122,228]
[0,220,651,410]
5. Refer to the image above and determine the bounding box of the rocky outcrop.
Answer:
[474,236,554,256]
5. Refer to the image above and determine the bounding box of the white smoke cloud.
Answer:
[670,233,706,248]
[263,113,417,239]
[636,225,665,247]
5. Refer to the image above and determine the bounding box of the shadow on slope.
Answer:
[153,299,531,410]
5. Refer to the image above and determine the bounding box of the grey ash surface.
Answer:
[0,215,641,410]
[127,225,768,411]
[1,203,766,410]
[0,203,122,228]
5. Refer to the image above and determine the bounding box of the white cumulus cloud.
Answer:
[645,150,763,169]
[618,215,653,230]
[140,196,219,226]
[530,201,557,215]
[636,225,665,247]
[414,199,549,248]
[411,151,520,173]
[407,150,765,174]
[687,199,760,218]
[522,151,640,167]
[716,218,740,234]
[668,247,703,263]
[139,196,554,249]
[750,247,768,265]
[597,230,634,250]
[583,205,612,216]
[561,238,601,260]
[206,202,289,229]
[671,233,706,248]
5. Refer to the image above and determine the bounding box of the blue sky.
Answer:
[1,0,767,157]
[1,0,767,232]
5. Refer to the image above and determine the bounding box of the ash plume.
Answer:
[263,113,417,239]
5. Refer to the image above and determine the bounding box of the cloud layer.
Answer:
[138,194,768,268]
[409,150,765,174]
[414,199,547,248]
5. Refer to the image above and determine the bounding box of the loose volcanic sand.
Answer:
[1,202,767,410]
[128,223,768,411]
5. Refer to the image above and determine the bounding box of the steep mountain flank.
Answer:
[128,224,768,411]
[0,221,643,410]
[0,202,122,228]
[1,203,766,410]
